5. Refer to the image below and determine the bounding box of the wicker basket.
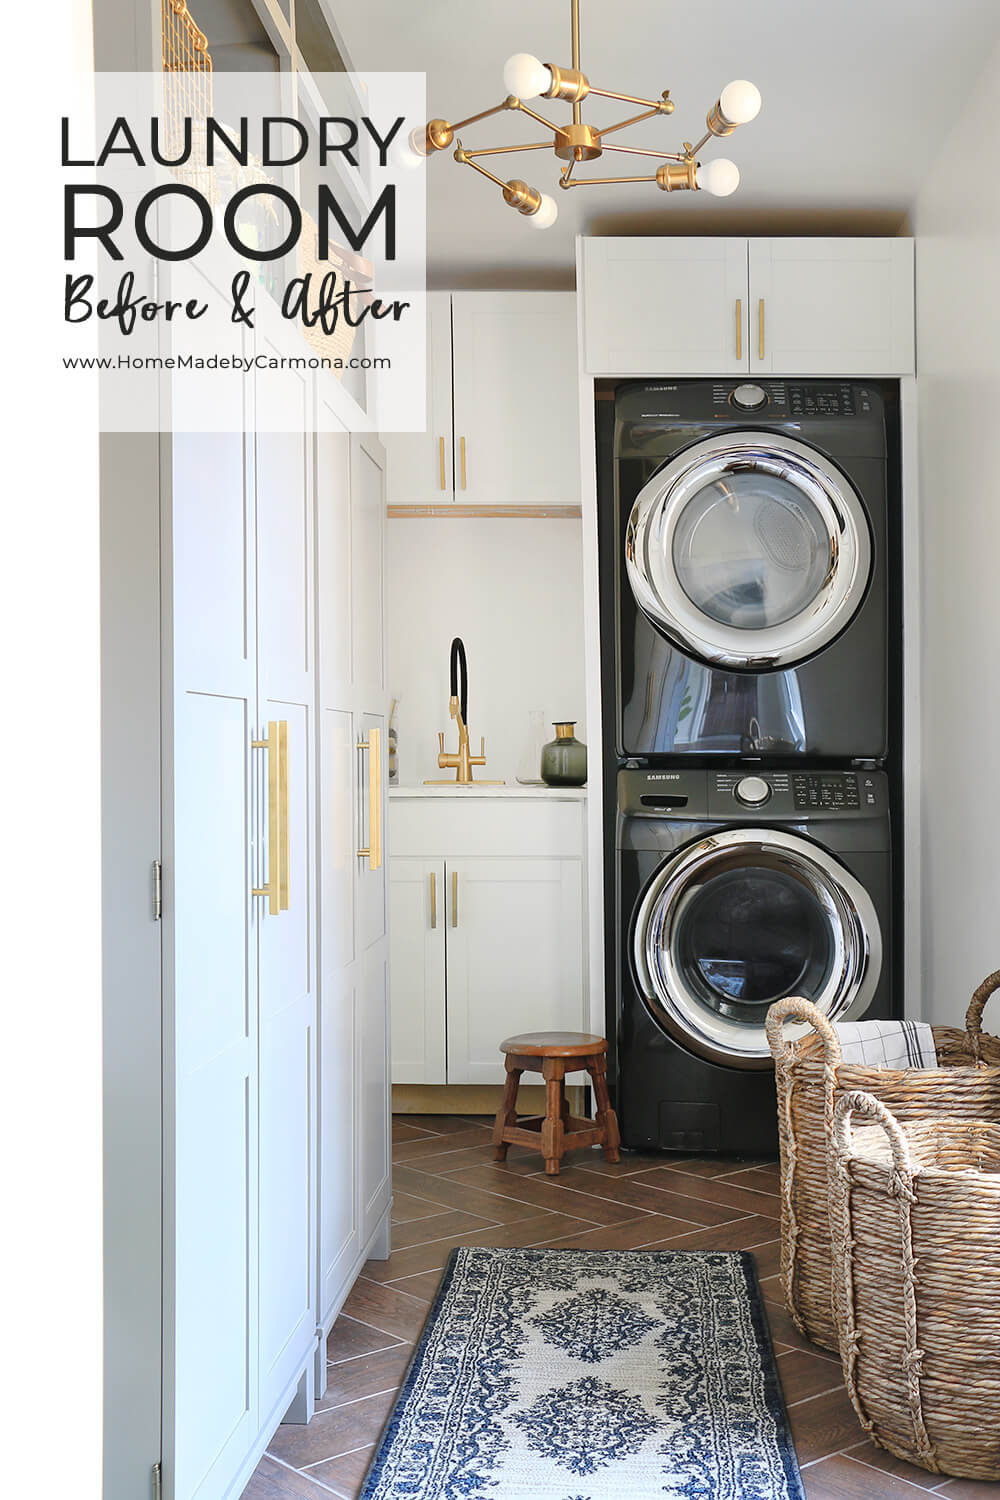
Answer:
[765,975,1000,1352]
[829,1092,1000,1480]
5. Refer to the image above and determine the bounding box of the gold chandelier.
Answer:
[404,0,761,228]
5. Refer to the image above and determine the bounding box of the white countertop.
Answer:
[389,783,587,800]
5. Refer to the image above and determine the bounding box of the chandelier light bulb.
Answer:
[719,79,762,126]
[528,192,558,229]
[503,53,553,100]
[393,127,427,170]
[697,158,740,196]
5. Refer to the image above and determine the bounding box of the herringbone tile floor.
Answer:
[242,1116,997,1500]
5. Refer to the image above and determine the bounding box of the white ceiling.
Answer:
[335,0,1000,286]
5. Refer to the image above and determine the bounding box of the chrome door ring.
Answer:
[625,431,872,670]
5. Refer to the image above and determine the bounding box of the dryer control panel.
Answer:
[617,768,886,820]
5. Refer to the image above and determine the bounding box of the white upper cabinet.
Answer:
[579,237,915,377]
[383,292,580,508]
[748,238,915,376]
[580,238,748,376]
[450,292,580,508]
[380,293,454,506]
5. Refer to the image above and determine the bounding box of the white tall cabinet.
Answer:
[162,287,391,1500]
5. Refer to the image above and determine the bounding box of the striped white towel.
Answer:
[833,1019,937,1069]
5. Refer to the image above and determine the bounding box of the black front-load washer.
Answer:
[616,766,893,1154]
[603,379,893,759]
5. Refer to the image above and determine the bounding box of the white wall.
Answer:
[912,37,1000,1025]
[386,517,587,785]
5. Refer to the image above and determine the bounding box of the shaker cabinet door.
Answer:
[580,237,749,375]
[381,291,454,504]
[450,292,580,508]
[444,857,585,1084]
[389,858,447,1084]
[748,238,915,375]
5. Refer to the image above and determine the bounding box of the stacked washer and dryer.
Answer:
[596,379,899,1154]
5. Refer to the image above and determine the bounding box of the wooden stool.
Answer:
[493,1032,621,1176]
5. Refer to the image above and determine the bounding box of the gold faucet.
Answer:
[424,636,503,785]
[437,695,487,783]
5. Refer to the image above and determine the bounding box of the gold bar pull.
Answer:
[278,720,290,911]
[430,872,437,929]
[758,297,765,360]
[251,721,283,915]
[735,298,742,362]
[451,869,458,928]
[438,436,446,491]
[356,725,383,871]
[459,436,467,490]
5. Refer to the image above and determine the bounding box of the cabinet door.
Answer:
[748,238,914,376]
[389,858,447,1083]
[360,942,392,1243]
[254,324,319,1423]
[381,291,453,504]
[451,292,580,507]
[169,419,260,1500]
[445,857,585,1084]
[580,238,748,375]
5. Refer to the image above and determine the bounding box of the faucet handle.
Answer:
[469,735,487,768]
[438,731,445,755]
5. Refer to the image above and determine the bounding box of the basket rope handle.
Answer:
[765,996,843,1068]
[965,970,1000,1063]
[830,1091,938,1473]
[766,998,842,1339]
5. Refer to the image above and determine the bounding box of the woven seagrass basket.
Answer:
[829,1092,1000,1480]
[764,974,1000,1352]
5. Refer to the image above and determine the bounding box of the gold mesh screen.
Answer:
[161,0,213,200]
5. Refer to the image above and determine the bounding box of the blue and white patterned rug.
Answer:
[358,1247,805,1499]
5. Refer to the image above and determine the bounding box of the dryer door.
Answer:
[625,431,871,670]
[633,829,881,1068]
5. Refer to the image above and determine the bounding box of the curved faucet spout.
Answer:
[449,637,468,725]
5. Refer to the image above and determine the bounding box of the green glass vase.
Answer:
[540,722,587,787]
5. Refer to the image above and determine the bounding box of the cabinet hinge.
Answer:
[153,860,162,921]
[152,1461,162,1500]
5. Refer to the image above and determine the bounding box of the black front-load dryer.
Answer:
[603,379,893,759]
[615,766,893,1154]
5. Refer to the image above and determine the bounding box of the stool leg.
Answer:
[541,1057,566,1175]
[560,1079,571,1131]
[493,1059,522,1161]
[588,1055,621,1163]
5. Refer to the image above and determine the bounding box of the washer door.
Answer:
[633,829,881,1068]
[625,431,871,670]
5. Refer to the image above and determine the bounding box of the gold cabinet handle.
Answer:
[451,869,458,928]
[438,436,446,491]
[735,298,742,362]
[252,720,289,914]
[356,725,382,871]
[459,436,467,490]
[430,871,437,929]
[758,297,765,360]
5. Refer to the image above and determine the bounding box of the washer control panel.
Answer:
[618,768,887,823]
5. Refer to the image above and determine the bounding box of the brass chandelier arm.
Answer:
[601,141,691,161]
[454,149,510,190]
[599,105,671,137]
[463,141,552,158]
[450,99,518,132]
[586,85,669,109]
[563,173,658,186]
[509,98,564,132]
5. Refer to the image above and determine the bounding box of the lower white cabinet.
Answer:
[389,794,588,1085]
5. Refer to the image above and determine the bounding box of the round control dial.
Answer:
[735,775,771,806]
[731,383,768,410]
